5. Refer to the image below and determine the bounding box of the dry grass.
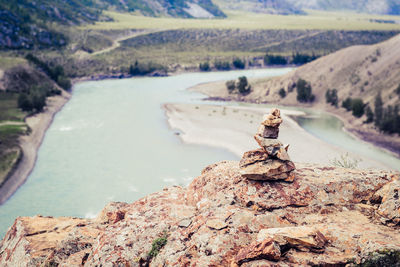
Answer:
[83,10,400,31]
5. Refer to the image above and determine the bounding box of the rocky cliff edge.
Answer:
[0,161,399,266]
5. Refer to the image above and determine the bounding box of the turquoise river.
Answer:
[1,68,399,238]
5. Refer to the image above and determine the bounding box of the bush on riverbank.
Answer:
[325,89,338,107]
[296,79,315,103]
[342,97,365,118]
[226,76,251,95]
[129,61,165,76]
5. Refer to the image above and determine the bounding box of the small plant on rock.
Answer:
[330,153,361,169]
[147,231,169,260]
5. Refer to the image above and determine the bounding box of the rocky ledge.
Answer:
[0,161,399,266]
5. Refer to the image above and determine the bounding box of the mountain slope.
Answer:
[196,34,400,109]
[289,0,400,15]
[217,0,400,15]
[0,0,225,49]
[253,34,400,109]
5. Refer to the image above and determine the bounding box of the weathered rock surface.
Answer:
[0,162,399,266]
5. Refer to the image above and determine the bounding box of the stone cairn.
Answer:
[239,108,296,182]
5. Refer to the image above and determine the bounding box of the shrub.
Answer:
[379,105,400,134]
[214,60,231,70]
[31,93,46,112]
[129,61,164,76]
[226,76,251,95]
[296,79,314,103]
[147,231,168,260]
[26,54,71,90]
[325,89,338,107]
[342,97,353,111]
[264,54,287,65]
[351,98,365,118]
[56,75,72,91]
[330,153,361,169]
[374,93,383,127]
[18,94,33,112]
[364,106,374,124]
[226,80,235,93]
[199,62,210,71]
[278,88,286,98]
[232,58,245,69]
[237,76,251,94]
[291,53,318,65]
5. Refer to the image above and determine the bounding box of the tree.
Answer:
[237,76,251,94]
[199,62,210,71]
[342,97,353,111]
[214,60,231,70]
[325,89,338,107]
[296,79,314,103]
[18,93,33,111]
[374,93,383,127]
[57,75,71,91]
[351,98,365,118]
[32,93,46,112]
[264,54,287,65]
[279,88,286,98]
[232,58,245,69]
[225,80,236,93]
[364,106,374,123]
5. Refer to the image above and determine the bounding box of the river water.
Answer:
[0,68,399,238]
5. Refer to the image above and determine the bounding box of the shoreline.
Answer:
[163,103,392,169]
[190,80,400,159]
[0,91,71,205]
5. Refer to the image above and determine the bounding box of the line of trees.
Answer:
[332,89,400,135]
[200,58,246,72]
[129,61,165,76]
[25,54,71,91]
[264,53,319,66]
[373,93,400,134]
[17,84,61,113]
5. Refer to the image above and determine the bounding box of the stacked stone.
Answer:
[239,108,296,182]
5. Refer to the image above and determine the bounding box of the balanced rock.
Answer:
[240,108,296,181]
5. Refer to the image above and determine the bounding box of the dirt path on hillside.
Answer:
[91,29,162,56]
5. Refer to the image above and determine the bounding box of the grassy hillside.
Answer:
[0,0,104,49]
[213,0,304,15]
[87,10,400,30]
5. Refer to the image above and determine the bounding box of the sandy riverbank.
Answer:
[0,91,71,204]
[190,79,400,159]
[164,103,391,169]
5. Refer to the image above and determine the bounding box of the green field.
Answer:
[0,93,27,186]
[0,57,27,71]
[84,10,400,31]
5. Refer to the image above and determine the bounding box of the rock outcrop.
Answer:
[240,108,296,182]
[1,161,399,266]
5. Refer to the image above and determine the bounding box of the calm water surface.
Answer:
[1,68,399,238]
